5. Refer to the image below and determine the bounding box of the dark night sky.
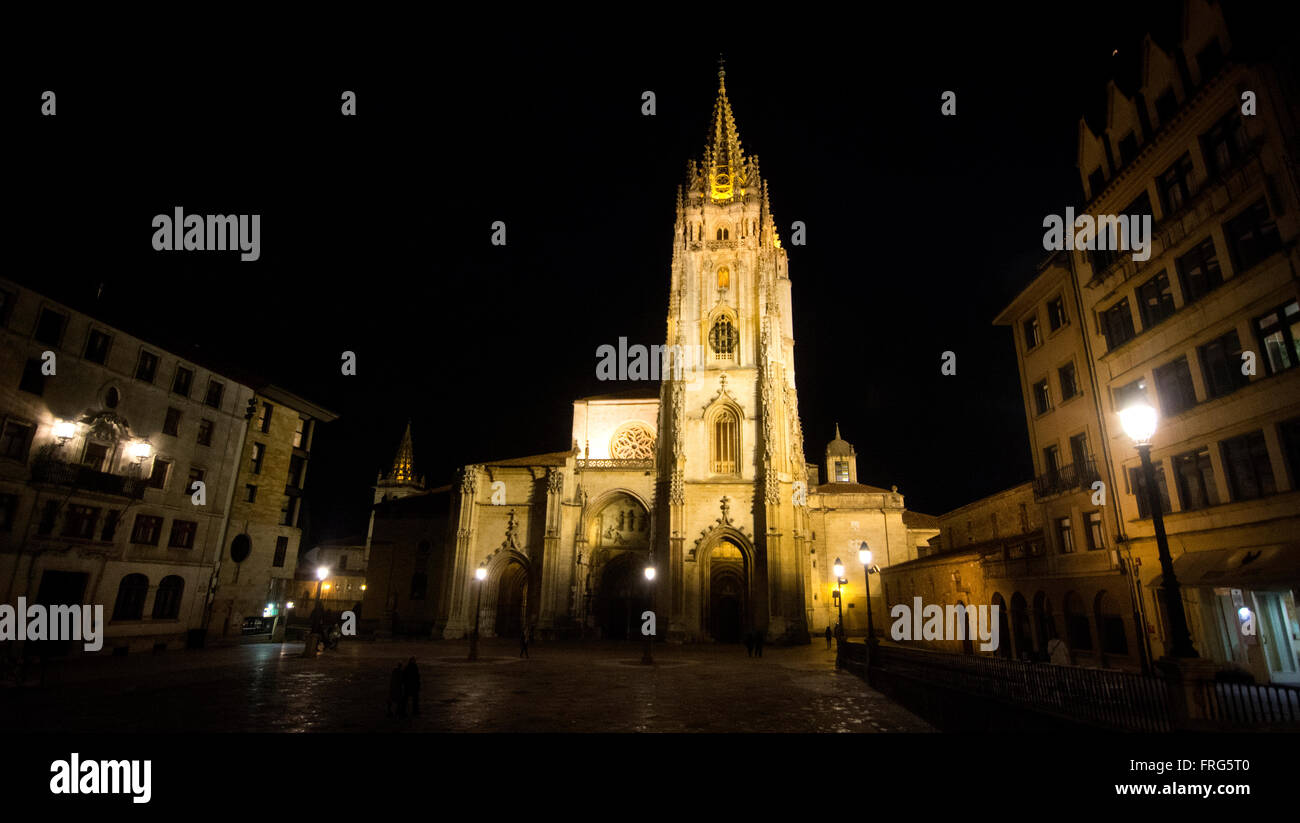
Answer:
[17,3,1285,546]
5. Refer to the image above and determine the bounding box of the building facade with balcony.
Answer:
[1069,1,1300,683]
[899,1,1300,682]
[0,277,251,654]
[207,385,336,642]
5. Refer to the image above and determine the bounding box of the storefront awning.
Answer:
[1150,545,1300,590]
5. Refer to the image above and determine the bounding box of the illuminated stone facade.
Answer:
[363,72,937,643]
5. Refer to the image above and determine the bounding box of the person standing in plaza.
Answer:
[403,657,421,716]
[519,627,529,659]
[387,662,405,718]
[824,625,833,649]
[754,627,765,658]
[1047,634,1071,666]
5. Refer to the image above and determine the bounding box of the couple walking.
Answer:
[743,628,765,658]
[386,657,421,717]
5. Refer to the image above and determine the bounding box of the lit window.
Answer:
[710,316,738,361]
[710,408,739,475]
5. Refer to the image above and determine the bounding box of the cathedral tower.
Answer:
[366,421,425,554]
[825,424,858,484]
[655,64,810,643]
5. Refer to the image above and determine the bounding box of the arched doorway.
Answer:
[594,553,643,640]
[991,593,1012,658]
[495,561,527,639]
[707,539,748,643]
[956,601,974,655]
[1033,592,1057,658]
[1011,592,1033,660]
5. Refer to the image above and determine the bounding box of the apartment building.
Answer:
[0,278,336,654]
[999,1,1300,681]
[0,277,251,653]
[207,386,337,641]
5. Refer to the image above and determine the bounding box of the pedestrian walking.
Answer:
[403,657,421,716]
[519,627,529,659]
[743,630,754,657]
[754,627,765,658]
[1047,635,1071,666]
[824,625,833,649]
[387,662,405,717]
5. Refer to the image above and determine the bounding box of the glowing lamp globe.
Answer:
[53,420,77,441]
[475,566,488,581]
[1119,401,1158,446]
[129,440,153,461]
[316,566,329,581]
[858,544,872,566]
[833,559,845,579]
[644,566,656,581]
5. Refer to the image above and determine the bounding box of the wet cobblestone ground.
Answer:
[5,639,933,733]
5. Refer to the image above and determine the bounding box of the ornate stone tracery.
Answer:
[610,423,656,460]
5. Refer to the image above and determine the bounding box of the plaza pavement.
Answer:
[5,638,933,733]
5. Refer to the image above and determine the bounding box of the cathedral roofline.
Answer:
[575,386,660,403]
[902,510,940,529]
[480,450,571,468]
[813,482,893,496]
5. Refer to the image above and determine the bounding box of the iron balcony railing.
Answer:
[30,457,147,500]
[1033,459,1101,500]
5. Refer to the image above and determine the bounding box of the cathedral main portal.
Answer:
[707,539,748,643]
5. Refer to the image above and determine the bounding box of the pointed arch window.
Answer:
[715,226,730,241]
[711,407,740,475]
[710,315,738,362]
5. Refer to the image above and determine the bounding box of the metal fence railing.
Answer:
[1199,679,1300,729]
[851,642,1172,732]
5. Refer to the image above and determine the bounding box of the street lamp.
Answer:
[129,439,152,477]
[642,563,655,665]
[469,564,487,661]
[314,565,328,606]
[52,420,77,450]
[1118,400,1197,658]
[858,543,876,644]
[833,558,846,642]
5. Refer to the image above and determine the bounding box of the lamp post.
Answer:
[642,564,655,665]
[832,558,846,642]
[1118,400,1197,658]
[858,543,876,644]
[314,566,328,609]
[468,564,487,661]
[52,420,76,453]
[128,439,153,478]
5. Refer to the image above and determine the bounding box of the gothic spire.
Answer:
[389,420,416,483]
[704,55,745,203]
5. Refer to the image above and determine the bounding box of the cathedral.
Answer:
[361,69,939,643]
